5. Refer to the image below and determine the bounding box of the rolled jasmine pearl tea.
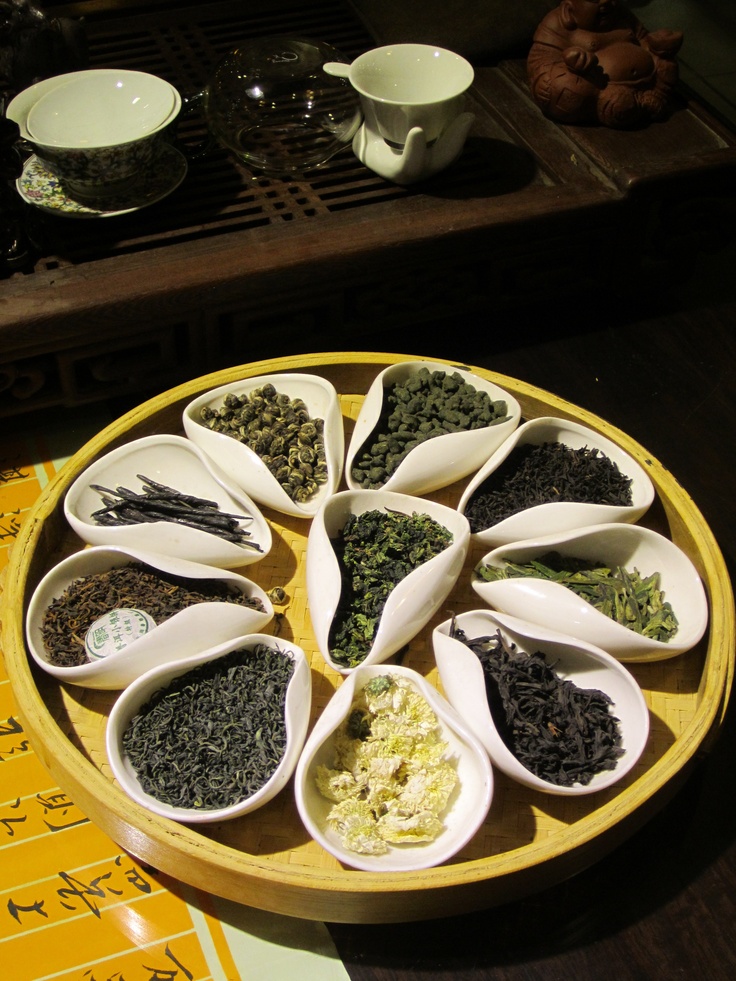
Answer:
[200,384,328,504]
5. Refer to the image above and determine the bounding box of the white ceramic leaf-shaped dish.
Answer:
[472,523,708,662]
[433,609,650,795]
[182,372,344,518]
[294,663,493,871]
[345,360,521,496]
[106,634,311,823]
[64,434,272,568]
[458,416,655,549]
[306,489,471,674]
[25,545,274,689]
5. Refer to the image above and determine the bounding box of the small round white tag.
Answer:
[84,608,157,661]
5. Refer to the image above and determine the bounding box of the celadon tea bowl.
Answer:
[306,489,471,674]
[14,69,181,196]
[25,546,274,690]
[471,523,708,662]
[106,634,311,823]
[27,69,177,146]
[458,416,655,549]
[64,433,272,568]
[433,609,650,795]
[345,360,521,496]
[183,372,344,518]
[294,663,493,871]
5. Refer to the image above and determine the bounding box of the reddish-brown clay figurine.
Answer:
[527,0,683,127]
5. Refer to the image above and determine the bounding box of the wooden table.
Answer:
[2,0,735,421]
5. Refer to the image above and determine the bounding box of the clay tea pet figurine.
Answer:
[527,0,683,128]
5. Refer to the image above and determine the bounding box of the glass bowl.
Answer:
[203,36,362,175]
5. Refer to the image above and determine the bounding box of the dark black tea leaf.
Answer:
[450,624,625,787]
[122,643,295,811]
[464,440,634,532]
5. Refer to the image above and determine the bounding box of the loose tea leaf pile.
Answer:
[351,367,509,489]
[315,674,458,855]
[329,509,453,668]
[122,644,294,810]
[199,384,327,504]
[89,475,262,550]
[464,441,634,531]
[475,551,679,642]
[41,563,266,667]
[451,624,625,786]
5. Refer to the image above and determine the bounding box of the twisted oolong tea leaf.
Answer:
[464,441,634,531]
[90,474,262,550]
[475,551,679,642]
[122,643,294,810]
[329,509,453,668]
[351,367,509,489]
[450,623,624,786]
[41,562,266,667]
[199,383,327,504]
[315,674,458,854]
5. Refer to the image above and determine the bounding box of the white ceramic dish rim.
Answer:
[458,415,656,546]
[63,433,272,568]
[23,69,181,148]
[25,544,274,689]
[307,489,471,674]
[432,609,651,795]
[472,522,709,661]
[344,359,522,495]
[294,662,494,872]
[7,71,104,139]
[106,634,311,823]
[182,372,345,518]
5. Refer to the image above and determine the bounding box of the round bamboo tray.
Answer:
[2,352,733,924]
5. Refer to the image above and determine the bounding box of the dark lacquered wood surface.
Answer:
[320,247,736,979]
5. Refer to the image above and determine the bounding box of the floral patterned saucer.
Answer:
[16,141,188,218]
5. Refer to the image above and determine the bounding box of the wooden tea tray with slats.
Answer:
[2,352,733,923]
